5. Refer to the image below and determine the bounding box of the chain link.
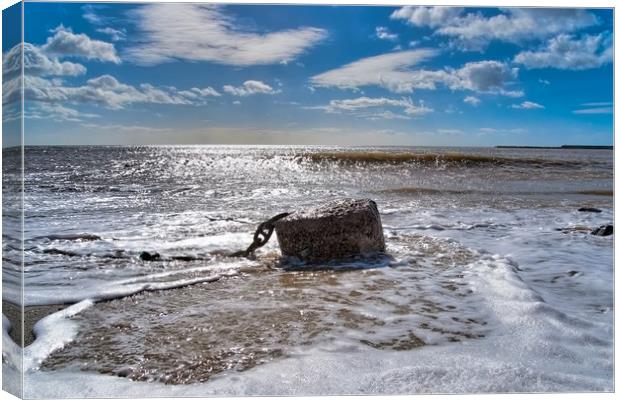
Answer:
[229,212,290,258]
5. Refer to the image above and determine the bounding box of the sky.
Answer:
[2,3,614,146]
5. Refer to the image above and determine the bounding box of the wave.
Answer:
[34,233,102,242]
[378,187,475,195]
[377,186,613,197]
[297,151,591,168]
[574,190,613,196]
[42,248,82,257]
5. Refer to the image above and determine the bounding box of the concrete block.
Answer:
[274,198,385,262]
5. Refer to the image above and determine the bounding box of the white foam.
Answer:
[24,300,94,371]
[2,300,95,397]
[23,263,245,305]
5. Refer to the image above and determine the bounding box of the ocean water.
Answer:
[2,145,614,396]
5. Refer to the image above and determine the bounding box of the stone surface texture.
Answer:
[274,198,385,262]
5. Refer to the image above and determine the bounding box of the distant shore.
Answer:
[496,145,613,150]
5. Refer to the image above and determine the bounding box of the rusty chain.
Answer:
[229,212,290,258]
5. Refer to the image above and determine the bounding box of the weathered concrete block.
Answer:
[274,198,385,262]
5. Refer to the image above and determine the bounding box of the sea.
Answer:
[1,145,614,397]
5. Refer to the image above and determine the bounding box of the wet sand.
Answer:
[3,301,67,347]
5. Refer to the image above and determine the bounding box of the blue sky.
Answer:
[2,3,614,146]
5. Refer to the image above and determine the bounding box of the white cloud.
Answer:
[375,26,399,41]
[177,87,221,100]
[310,49,440,93]
[311,50,520,96]
[4,100,99,124]
[463,96,480,106]
[391,7,599,50]
[19,74,221,110]
[308,96,433,120]
[538,78,551,85]
[450,60,519,92]
[125,4,327,66]
[572,107,612,114]
[233,100,241,105]
[511,101,544,109]
[500,89,525,98]
[223,80,280,96]
[27,103,99,122]
[514,33,612,70]
[391,6,464,29]
[82,5,103,25]
[4,43,87,78]
[42,25,120,63]
[2,76,22,105]
[96,27,126,42]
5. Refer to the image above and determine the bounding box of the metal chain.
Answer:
[229,212,290,258]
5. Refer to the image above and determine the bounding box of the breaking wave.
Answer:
[297,151,593,168]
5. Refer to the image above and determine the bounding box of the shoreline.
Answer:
[2,301,68,347]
